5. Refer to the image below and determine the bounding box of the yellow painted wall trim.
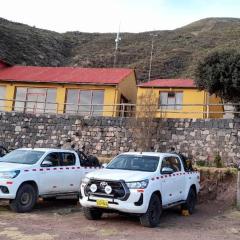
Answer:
[5,84,15,111]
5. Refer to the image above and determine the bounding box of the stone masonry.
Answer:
[0,111,240,166]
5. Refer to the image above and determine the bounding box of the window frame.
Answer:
[159,91,183,110]
[41,152,61,167]
[65,89,104,116]
[14,87,57,113]
[160,156,182,173]
[60,152,76,166]
[0,85,6,111]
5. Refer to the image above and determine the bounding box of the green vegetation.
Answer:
[195,50,240,112]
[196,166,238,177]
[1,17,240,81]
[214,153,224,168]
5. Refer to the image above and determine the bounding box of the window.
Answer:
[42,153,61,167]
[61,153,76,166]
[0,150,44,165]
[107,155,160,172]
[14,87,57,113]
[161,157,181,172]
[65,89,104,116]
[0,86,6,110]
[159,92,183,110]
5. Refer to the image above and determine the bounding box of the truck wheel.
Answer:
[140,194,162,227]
[83,207,102,220]
[9,184,38,213]
[181,188,197,214]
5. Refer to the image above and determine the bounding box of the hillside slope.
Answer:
[1,17,240,82]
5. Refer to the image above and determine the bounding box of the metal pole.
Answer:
[148,33,157,82]
[113,24,121,67]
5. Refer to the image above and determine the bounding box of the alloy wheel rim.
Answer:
[20,192,31,205]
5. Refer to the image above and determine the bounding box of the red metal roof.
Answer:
[0,65,134,85]
[138,79,196,88]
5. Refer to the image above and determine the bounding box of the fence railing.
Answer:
[0,98,239,118]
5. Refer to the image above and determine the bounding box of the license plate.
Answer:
[96,199,109,208]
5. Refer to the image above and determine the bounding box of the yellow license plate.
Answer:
[96,199,109,208]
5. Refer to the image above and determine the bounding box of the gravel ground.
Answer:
[0,200,239,240]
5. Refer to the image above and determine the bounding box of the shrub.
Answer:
[214,153,224,168]
[196,160,207,167]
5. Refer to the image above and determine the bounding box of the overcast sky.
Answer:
[0,0,239,33]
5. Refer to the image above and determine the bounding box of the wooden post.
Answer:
[237,171,240,210]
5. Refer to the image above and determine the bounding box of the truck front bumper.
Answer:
[80,187,148,214]
[0,179,17,199]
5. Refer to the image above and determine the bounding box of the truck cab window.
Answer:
[161,157,181,172]
[61,153,76,166]
[42,153,60,167]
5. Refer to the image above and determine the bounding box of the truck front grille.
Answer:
[85,179,129,200]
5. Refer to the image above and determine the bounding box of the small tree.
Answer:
[128,88,159,152]
[195,50,240,115]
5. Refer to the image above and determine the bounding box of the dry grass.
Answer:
[1,17,240,80]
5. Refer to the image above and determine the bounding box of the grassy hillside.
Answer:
[1,17,240,82]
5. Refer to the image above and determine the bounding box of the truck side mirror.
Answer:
[41,160,53,167]
[102,163,108,168]
[161,167,174,175]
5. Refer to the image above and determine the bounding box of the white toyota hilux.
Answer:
[80,152,200,227]
[0,148,99,212]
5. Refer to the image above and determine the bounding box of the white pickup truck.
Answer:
[0,148,99,212]
[80,152,200,227]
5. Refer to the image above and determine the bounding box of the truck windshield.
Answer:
[106,155,159,172]
[0,150,45,165]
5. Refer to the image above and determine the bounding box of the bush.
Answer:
[196,160,207,167]
[214,153,224,168]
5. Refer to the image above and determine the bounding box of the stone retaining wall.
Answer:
[0,112,239,166]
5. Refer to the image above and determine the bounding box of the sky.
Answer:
[0,0,239,33]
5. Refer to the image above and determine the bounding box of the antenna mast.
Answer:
[113,24,121,67]
[148,33,157,82]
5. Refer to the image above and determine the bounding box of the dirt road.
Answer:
[0,200,239,240]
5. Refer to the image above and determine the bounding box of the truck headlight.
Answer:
[81,177,90,185]
[126,179,149,189]
[0,170,20,179]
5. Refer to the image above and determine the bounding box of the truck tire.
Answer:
[83,207,103,220]
[181,187,197,214]
[140,194,162,227]
[9,184,38,213]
